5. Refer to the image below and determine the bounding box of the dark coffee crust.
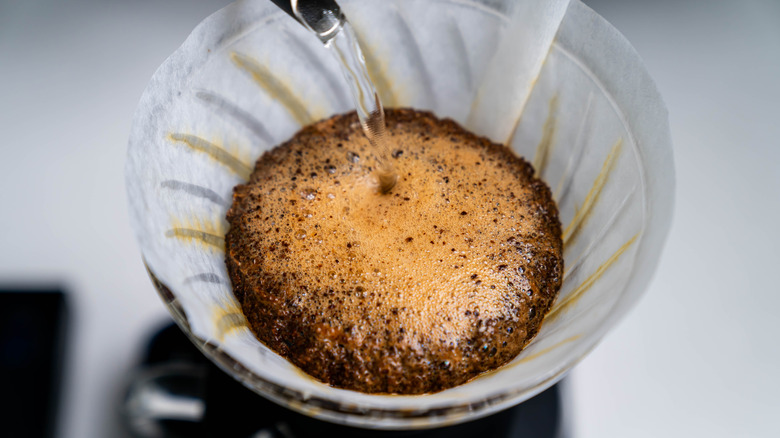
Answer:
[225,109,562,394]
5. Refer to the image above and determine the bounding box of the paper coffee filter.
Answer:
[126,0,673,428]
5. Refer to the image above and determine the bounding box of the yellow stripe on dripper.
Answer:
[546,233,638,323]
[168,133,252,180]
[563,138,623,247]
[230,52,315,126]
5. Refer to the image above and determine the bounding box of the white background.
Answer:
[1,0,778,436]
[568,1,780,436]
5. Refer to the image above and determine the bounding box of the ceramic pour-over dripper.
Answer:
[126,0,674,429]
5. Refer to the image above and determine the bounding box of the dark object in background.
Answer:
[0,289,69,438]
[122,323,562,438]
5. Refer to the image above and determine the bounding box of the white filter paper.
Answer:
[126,0,673,428]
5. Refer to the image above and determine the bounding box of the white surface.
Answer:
[0,0,778,437]
[0,1,231,437]
[572,0,780,437]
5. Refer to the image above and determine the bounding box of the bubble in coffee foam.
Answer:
[225,109,563,394]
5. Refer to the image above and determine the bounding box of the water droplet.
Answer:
[295,230,307,240]
[327,193,335,199]
[347,151,360,163]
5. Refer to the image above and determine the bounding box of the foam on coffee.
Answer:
[225,109,563,394]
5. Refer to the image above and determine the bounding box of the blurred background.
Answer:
[0,0,778,437]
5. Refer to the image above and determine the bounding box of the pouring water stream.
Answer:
[272,0,398,193]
